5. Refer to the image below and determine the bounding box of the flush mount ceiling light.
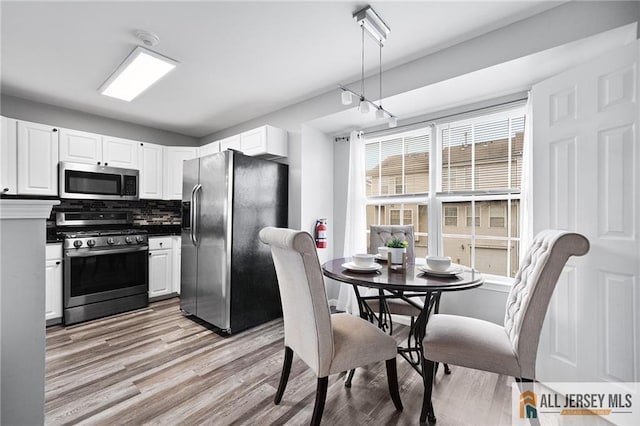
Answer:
[338,5,397,128]
[99,31,178,102]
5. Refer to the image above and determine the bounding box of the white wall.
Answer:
[300,125,341,301]
[0,94,198,146]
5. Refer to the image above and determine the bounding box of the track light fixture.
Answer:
[338,6,398,128]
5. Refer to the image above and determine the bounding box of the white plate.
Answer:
[418,264,465,277]
[374,254,388,261]
[342,262,382,273]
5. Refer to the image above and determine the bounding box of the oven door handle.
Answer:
[65,245,149,258]
[190,184,202,246]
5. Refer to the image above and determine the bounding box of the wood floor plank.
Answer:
[45,297,533,425]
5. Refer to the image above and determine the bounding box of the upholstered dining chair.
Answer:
[370,225,416,259]
[259,227,403,426]
[419,230,590,424]
[366,224,424,333]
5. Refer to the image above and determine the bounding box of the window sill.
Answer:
[477,274,513,293]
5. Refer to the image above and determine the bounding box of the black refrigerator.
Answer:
[180,150,287,334]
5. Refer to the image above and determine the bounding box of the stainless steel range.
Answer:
[56,211,149,325]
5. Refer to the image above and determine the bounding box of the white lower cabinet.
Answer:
[148,237,173,299]
[45,244,63,323]
[172,236,181,295]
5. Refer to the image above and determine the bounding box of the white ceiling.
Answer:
[1,1,563,138]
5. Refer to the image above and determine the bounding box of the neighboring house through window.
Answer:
[364,105,525,279]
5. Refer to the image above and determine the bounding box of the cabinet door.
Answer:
[0,117,17,195]
[149,249,172,298]
[17,121,59,196]
[138,142,163,199]
[199,141,220,157]
[219,135,241,152]
[239,127,266,155]
[102,136,139,169]
[59,128,102,165]
[163,147,198,200]
[45,258,63,322]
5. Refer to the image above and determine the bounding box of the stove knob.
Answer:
[125,236,133,244]
[136,236,144,244]
[87,239,96,247]
[107,237,115,245]
[73,240,82,248]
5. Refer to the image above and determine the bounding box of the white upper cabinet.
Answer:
[163,147,198,200]
[1,116,18,195]
[17,120,59,196]
[240,125,287,158]
[60,128,138,169]
[59,128,102,165]
[102,136,139,169]
[220,135,241,152]
[138,142,164,199]
[198,140,220,157]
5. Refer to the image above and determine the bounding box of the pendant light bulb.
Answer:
[341,90,353,105]
[388,116,398,128]
[359,98,370,114]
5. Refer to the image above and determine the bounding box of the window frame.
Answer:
[364,106,525,281]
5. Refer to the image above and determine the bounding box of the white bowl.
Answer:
[353,253,376,267]
[426,256,451,272]
[377,246,390,257]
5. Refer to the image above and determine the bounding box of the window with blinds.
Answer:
[363,104,526,279]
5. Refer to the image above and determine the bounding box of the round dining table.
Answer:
[322,257,484,391]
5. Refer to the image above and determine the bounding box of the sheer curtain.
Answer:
[519,92,534,261]
[335,130,366,314]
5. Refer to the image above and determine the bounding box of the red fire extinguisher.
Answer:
[315,219,327,249]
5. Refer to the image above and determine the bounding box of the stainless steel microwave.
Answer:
[59,162,139,200]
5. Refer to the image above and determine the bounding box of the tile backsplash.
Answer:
[50,199,182,226]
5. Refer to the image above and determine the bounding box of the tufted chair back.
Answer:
[504,230,589,378]
[259,227,334,377]
[369,225,415,259]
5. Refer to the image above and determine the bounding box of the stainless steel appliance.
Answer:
[57,211,148,325]
[181,151,287,334]
[59,161,139,200]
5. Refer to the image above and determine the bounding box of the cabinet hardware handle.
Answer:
[55,261,61,265]
[52,128,58,132]
[105,162,108,166]
[97,161,101,165]
[2,188,8,193]
[149,253,152,256]
[140,143,144,146]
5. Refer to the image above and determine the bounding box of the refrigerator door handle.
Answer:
[190,184,202,246]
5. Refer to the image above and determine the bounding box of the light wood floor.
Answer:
[45,298,514,425]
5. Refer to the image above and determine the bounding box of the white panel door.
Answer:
[534,42,639,384]
[1,116,18,195]
[59,128,102,165]
[17,121,59,195]
[138,142,163,199]
[163,147,197,200]
[102,136,139,169]
[149,249,172,298]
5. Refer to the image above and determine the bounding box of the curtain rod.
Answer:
[334,92,528,141]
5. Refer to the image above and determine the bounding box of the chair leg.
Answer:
[385,359,403,411]
[344,368,355,388]
[274,346,293,405]
[311,377,328,426]
[420,358,436,424]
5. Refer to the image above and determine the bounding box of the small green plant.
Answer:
[386,238,408,249]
